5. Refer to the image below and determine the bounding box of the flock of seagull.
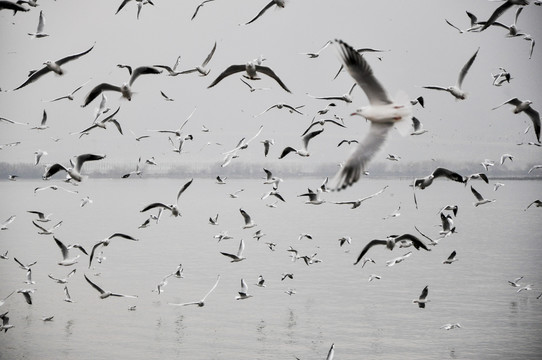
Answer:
[1,0,541,358]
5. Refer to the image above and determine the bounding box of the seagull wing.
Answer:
[331,122,393,190]
[32,220,48,232]
[88,242,102,268]
[129,66,162,86]
[55,44,95,66]
[84,274,105,294]
[176,178,193,203]
[201,41,217,67]
[524,107,541,142]
[140,202,173,213]
[470,186,485,201]
[255,65,291,93]
[201,274,221,301]
[245,0,275,25]
[208,64,246,88]
[108,233,138,241]
[432,167,465,183]
[457,48,479,89]
[419,285,429,300]
[115,0,132,14]
[354,239,388,265]
[13,65,50,90]
[480,1,514,31]
[82,83,122,107]
[301,128,324,150]
[336,39,392,105]
[53,236,69,260]
[394,234,430,252]
[73,153,106,173]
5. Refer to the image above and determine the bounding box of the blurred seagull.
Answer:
[168,274,220,307]
[298,188,325,205]
[279,129,324,159]
[337,139,359,147]
[0,312,14,332]
[239,209,256,228]
[255,275,266,287]
[1,215,16,230]
[32,220,62,235]
[386,251,412,267]
[82,66,162,106]
[53,236,84,266]
[443,250,458,264]
[329,40,413,190]
[140,178,193,217]
[441,323,461,330]
[14,257,37,271]
[354,234,430,265]
[500,153,514,165]
[30,110,48,130]
[209,60,291,93]
[235,278,253,300]
[255,103,304,117]
[28,10,48,38]
[478,0,529,32]
[413,285,430,308]
[261,138,275,156]
[422,48,479,100]
[508,276,524,287]
[63,286,74,303]
[524,199,542,210]
[220,239,246,262]
[84,274,137,299]
[240,78,270,92]
[191,0,215,20]
[492,98,540,142]
[160,90,174,101]
[17,289,35,305]
[13,44,94,91]
[245,0,285,25]
[331,185,388,209]
[528,164,542,173]
[308,83,356,103]
[48,269,76,284]
[179,42,216,76]
[43,153,106,182]
[0,292,14,307]
[302,118,345,136]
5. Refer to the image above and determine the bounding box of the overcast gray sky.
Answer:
[1,1,541,176]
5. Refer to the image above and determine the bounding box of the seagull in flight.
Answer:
[191,0,215,20]
[88,233,139,268]
[354,234,430,265]
[239,209,256,228]
[279,129,324,159]
[45,79,91,102]
[329,40,413,190]
[331,185,388,209]
[422,48,479,100]
[235,278,253,300]
[82,66,162,106]
[220,239,246,262]
[179,42,216,76]
[245,0,285,25]
[42,153,106,182]
[413,167,465,189]
[413,285,430,308]
[13,43,94,91]
[478,0,529,32]
[169,274,220,307]
[72,107,123,137]
[28,10,48,38]
[492,98,540,142]
[84,274,137,299]
[209,60,291,93]
[140,178,193,217]
[471,186,496,207]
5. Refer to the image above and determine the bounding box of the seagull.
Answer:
[252,230,266,241]
[284,289,296,296]
[300,40,332,58]
[261,190,285,202]
[215,175,227,184]
[478,0,529,32]
[279,129,324,159]
[517,284,535,293]
[0,312,14,332]
[235,278,253,300]
[439,212,456,236]
[386,154,401,161]
[240,78,270,92]
[82,66,162,106]
[386,251,412,266]
[354,234,430,265]
[229,189,245,198]
[465,172,489,185]
[360,257,376,268]
[17,289,35,305]
[34,150,48,166]
[208,214,219,225]
[281,273,294,281]
[338,236,352,247]
[443,250,458,264]
[72,107,123,137]
[214,231,233,243]
[0,215,16,230]
[191,0,215,20]
[0,117,27,126]
[28,10,48,38]
[492,98,540,142]
[45,79,91,102]
[329,40,413,190]
[368,274,382,282]
[239,209,256,229]
[0,251,8,260]
[43,153,106,182]
[302,118,345,136]
[528,165,542,173]
[500,153,514,165]
[383,204,401,219]
[413,285,430,308]
[440,323,461,330]
[140,178,193,217]
[221,125,264,166]
[263,168,283,189]
[32,220,62,235]
[437,205,458,217]
[471,186,496,206]
[298,188,325,205]
[169,274,220,307]
[245,0,285,25]
[84,274,137,299]
[48,269,76,284]
[265,242,276,250]
[115,0,155,19]
[209,60,291,93]
[53,236,81,266]
[255,275,266,287]
[525,199,542,210]
[30,110,48,130]
[155,273,173,294]
[254,103,304,117]
[494,182,505,191]
[88,233,139,268]
[24,268,35,284]
[422,48,479,100]
[331,185,388,209]
[337,139,359,147]
[414,167,465,189]
[63,286,74,303]
[13,44,94,91]
[172,264,184,278]
[179,42,216,76]
[220,239,246,262]
[0,1,29,14]
[308,83,357,103]
[325,343,335,360]
[153,56,182,76]
[80,196,93,207]
[160,90,174,101]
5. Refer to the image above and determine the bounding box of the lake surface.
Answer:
[0,177,541,359]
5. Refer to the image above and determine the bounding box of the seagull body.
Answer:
[422,48,479,100]
[43,153,106,182]
[140,178,193,217]
[441,323,461,330]
[220,239,246,262]
[279,129,324,159]
[209,213,219,225]
[492,98,540,142]
[255,275,266,287]
[236,278,253,300]
[508,276,524,287]
[179,42,216,76]
[48,269,76,284]
[332,185,388,209]
[471,186,496,206]
[413,285,430,308]
[440,212,456,236]
[17,289,35,305]
[73,107,123,137]
[330,40,413,190]
[34,150,48,166]
[53,237,80,266]
[14,44,94,90]
[169,274,220,307]
[82,66,162,106]
[239,209,256,229]
[84,274,137,299]
[354,234,430,265]
[89,233,139,268]
[209,61,291,93]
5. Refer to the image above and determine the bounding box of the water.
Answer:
[0,177,541,359]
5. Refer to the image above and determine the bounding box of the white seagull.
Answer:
[0,215,16,230]
[492,98,540,143]
[279,129,324,159]
[84,274,137,299]
[354,234,430,265]
[413,285,430,308]
[471,186,496,207]
[220,239,246,262]
[53,236,82,266]
[235,278,253,300]
[48,269,77,284]
[32,220,62,235]
[169,274,220,307]
[443,250,458,264]
[422,48,479,100]
[88,233,139,268]
[140,178,193,217]
[28,10,48,38]
[42,153,106,182]
[209,60,291,93]
[239,209,256,229]
[179,42,216,76]
[329,40,413,190]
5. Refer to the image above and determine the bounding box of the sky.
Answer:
[1,1,541,180]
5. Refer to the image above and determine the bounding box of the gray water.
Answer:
[0,177,541,359]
